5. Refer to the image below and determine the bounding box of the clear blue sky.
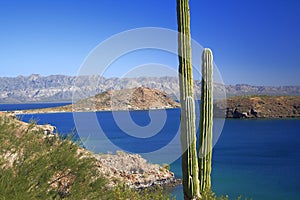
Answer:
[0,0,299,86]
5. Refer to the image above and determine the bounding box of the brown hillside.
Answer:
[221,96,300,118]
[73,87,180,111]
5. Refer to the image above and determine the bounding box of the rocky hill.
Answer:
[18,87,180,113]
[1,74,300,103]
[220,96,300,118]
[72,86,180,112]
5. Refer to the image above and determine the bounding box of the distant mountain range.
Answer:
[1,74,300,103]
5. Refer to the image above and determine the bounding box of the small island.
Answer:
[14,87,180,114]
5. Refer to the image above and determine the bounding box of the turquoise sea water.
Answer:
[1,103,300,200]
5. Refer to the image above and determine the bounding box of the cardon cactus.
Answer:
[177,0,200,199]
[198,48,214,192]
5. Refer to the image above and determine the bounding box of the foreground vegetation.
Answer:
[0,114,171,199]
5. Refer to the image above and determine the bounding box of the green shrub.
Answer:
[0,115,172,199]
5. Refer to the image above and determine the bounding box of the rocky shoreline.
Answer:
[95,151,181,189]
[0,112,180,189]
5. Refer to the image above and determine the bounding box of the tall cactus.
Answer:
[198,48,214,192]
[177,0,200,199]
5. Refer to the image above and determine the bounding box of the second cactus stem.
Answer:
[198,48,214,192]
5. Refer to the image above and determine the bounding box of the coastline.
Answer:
[2,87,299,119]
[8,108,300,120]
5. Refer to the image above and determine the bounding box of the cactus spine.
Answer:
[198,48,214,192]
[177,0,200,199]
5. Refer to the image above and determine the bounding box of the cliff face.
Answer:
[1,74,300,103]
[221,96,300,118]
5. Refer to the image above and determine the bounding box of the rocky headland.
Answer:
[220,96,300,119]
[96,151,179,189]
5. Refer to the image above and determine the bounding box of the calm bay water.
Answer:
[1,103,300,200]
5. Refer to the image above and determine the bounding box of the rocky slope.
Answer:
[96,151,179,189]
[73,86,180,111]
[0,112,178,190]
[1,74,300,103]
[219,96,300,118]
